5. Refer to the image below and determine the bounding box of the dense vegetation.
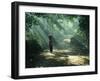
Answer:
[25,12,89,68]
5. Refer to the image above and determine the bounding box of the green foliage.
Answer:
[78,16,89,50]
[25,13,81,49]
[26,39,43,68]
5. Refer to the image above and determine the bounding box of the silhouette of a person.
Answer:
[49,35,53,53]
